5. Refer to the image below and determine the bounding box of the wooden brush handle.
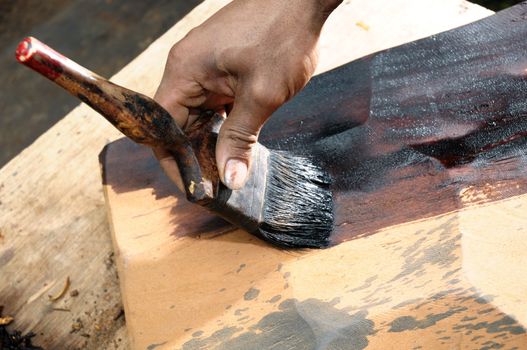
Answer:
[16,37,216,203]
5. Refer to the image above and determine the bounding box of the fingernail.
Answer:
[224,159,248,190]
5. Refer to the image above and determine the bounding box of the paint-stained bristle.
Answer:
[258,151,333,248]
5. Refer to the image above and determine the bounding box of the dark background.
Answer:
[474,0,523,10]
[0,0,522,167]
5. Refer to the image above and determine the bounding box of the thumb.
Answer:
[216,96,274,190]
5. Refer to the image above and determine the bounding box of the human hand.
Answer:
[154,0,342,190]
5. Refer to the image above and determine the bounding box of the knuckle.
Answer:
[249,82,287,110]
[222,125,258,147]
[167,30,199,65]
[167,43,185,66]
[302,52,318,77]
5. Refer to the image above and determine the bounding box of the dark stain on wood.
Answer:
[243,288,260,301]
[0,248,14,266]
[191,330,203,338]
[266,295,282,304]
[458,315,526,335]
[386,288,526,345]
[259,3,527,244]
[98,3,527,248]
[234,308,248,316]
[389,307,469,332]
[349,275,378,292]
[146,341,167,350]
[181,326,241,350]
[182,298,375,350]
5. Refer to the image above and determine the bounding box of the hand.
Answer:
[154,0,342,190]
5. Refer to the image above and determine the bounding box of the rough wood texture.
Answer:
[97,1,526,349]
[0,2,233,349]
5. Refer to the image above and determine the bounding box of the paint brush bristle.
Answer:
[258,150,333,248]
[207,142,334,249]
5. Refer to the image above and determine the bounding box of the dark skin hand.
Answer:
[154,0,343,191]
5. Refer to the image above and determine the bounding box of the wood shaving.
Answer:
[52,307,71,312]
[356,21,370,31]
[0,316,14,326]
[48,276,70,302]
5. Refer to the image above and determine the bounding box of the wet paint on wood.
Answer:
[259,2,527,243]
[99,2,527,349]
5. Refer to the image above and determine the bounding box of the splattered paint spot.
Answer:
[147,341,167,350]
[244,288,260,301]
[267,295,282,304]
[236,264,246,273]
[182,298,375,349]
[389,306,467,332]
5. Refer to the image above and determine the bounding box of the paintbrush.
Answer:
[15,37,333,248]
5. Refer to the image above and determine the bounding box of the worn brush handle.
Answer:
[16,36,215,203]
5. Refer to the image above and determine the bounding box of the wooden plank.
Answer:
[98,1,517,349]
[0,1,231,349]
[102,143,527,348]
[263,3,527,244]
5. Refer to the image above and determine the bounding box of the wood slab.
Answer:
[103,142,527,349]
[0,1,234,349]
[265,3,527,245]
[98,1,526,350]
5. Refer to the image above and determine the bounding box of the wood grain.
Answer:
[97,1,527,349]
[0,1,232,349]
[261,3,527,244]
[103,140,527,350]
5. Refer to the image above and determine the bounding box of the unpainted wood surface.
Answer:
[97,1,519,349]
[103,141,527,349]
